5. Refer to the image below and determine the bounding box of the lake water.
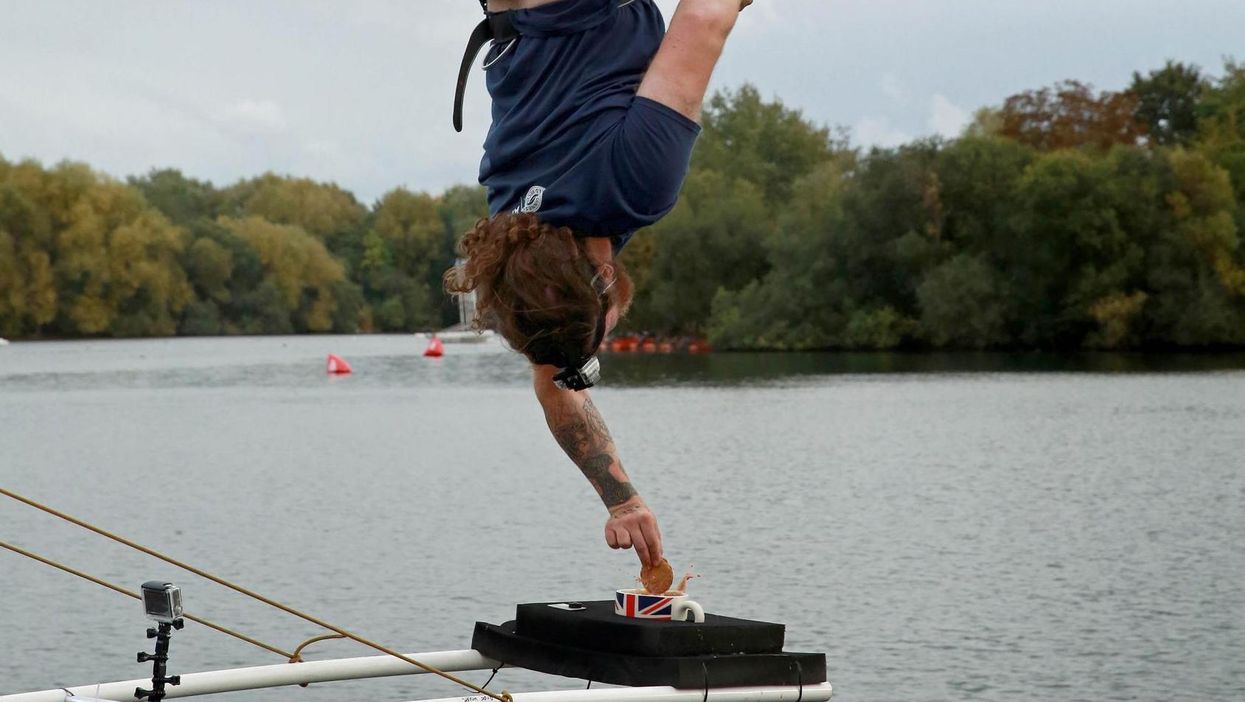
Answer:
[1,336,1243,702]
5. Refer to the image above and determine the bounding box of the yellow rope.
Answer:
[1,487,511,702]
[290,633,348,663]
[0,539,296,660]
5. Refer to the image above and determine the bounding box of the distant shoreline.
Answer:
[5,332,1245,357]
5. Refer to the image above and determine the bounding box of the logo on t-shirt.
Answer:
[515,185,546,214]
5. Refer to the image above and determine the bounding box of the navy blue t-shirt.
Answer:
[479,0,701,252]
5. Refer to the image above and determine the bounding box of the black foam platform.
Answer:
[514,601,785,656]
[471,601,826,689]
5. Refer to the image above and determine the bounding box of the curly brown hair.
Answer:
[443,212,633,366]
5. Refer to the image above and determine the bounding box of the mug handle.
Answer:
[672,599,705,623]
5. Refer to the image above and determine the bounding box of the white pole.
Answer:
[414,683,833,702]
[2,649,499,702]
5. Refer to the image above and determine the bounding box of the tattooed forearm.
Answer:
[552,417,592,463]
[552,396,612,462]
[582,396,612,442]
[551,396,637,508]
[582,453,639,507]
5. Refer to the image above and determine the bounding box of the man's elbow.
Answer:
[673,0,740,42]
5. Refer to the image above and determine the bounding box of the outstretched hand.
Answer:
[606,498,663,567]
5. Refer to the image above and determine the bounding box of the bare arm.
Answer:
[637,0,746,122]
[533,364,663,566]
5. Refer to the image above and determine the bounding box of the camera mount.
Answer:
[134,619,183,701]
[135,581,184,701]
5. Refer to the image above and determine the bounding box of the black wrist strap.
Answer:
[454,11,520,132]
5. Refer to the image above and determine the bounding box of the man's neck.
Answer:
[487,0,569,11]
[583,236,614,267]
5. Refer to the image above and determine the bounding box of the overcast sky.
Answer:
[1,0,1242,203]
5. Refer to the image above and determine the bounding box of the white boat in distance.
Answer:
[419,328,497,344]
[431,283,498,343]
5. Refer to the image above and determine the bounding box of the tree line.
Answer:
[1,58,1244,349]
[0,164,488,337]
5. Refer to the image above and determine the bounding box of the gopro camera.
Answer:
[141,581,183,624]
[553,355,601,391]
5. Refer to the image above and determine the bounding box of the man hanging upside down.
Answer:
[445,0,749,568]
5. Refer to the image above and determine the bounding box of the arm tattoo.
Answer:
[582,454,638,507]
[582,396,613,443]
[552,397,638,508]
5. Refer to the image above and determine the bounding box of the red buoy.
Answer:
[326,353,352,375]
[424,336,445,358]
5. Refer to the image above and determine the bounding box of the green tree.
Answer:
[631,169,770,334]
[1138,148,1245,346]
[0,231,27,336]
[1,160,61,335]
[1165,149,1243,295]
[220,216,347,333]
[916,253,1010,348]
[105,210,194,336]
[374,189,442,275]
[129,169,221,226]
[839,141,942,312]
[1198,60,1245,144]
[184,237,234,303]
[933,136,1035,257]
[1129,61,1206,146]
[226,174,368,268]
[330,280,365,333]
[180,299,223,336]
[709,160,852,350]
[357,229,393,285]
[693,85,841,206]
[0,223,58,337]
[23,166,194,337]
[841,306,914,350]
[1006,150,1144,345]
[1087,291,1148,348]
[362,188,451,331]
[232,280,294,335]
[1197,60,1245,232]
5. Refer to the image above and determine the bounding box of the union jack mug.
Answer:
[615,588,705,622]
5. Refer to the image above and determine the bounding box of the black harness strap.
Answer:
[456,0,633,132]
[454,9,519,132]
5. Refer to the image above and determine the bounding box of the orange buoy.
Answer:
[326,353,352,375]
[424,335,445,358]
